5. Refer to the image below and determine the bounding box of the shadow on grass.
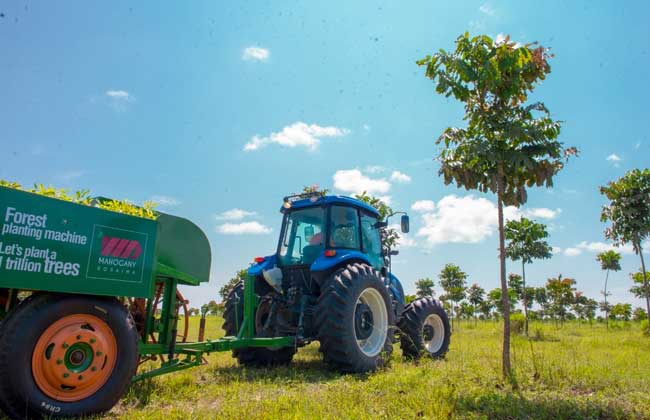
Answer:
[207,358,372,385]
[454,391,630,420]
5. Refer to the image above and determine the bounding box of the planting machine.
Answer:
[0,186,450,419]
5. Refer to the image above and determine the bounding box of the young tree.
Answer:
[418,33,576,376]
[610,303,632,321]
[415,277,436,298]
[633,307,648,322]
[600,169,650,324]
[596,250,622,330]
[438,263,468,329]
[467,283,486,325]
[583,298,598,326]
[545,275,576,326]
[218,269,248,302]
[534,287,550,320]
[505,217,553,336]
[630,270,650,303]
[488,287,517,318]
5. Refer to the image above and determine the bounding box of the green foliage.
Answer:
[630,269,650,299]
[404,294,417,305]
[633,307,647,322]
[600,169,650,254]
[354,191,399,249]
[415,277,435,298]
[218,269,248,302]
[596,250,622,272]
[0,178,158,220]
[301,184,330,196]
[438,263,467,303]
[610,303,632,321]
[488,287,517,316]
[507,273,523,299]
[467,283,485,306]
[418,33,576,207]
[545,275,576,323]
[510,313,525,335]
[505,217,553,264]
[642,319,650,335]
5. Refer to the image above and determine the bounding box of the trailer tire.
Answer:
[315,263,394,372]
[222,282,295,366]
[398,297,450,360]
[0,293,139,420]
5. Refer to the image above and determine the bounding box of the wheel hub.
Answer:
[355,303,374,340]
[32,314,117,402]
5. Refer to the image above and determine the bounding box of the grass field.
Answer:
[79,317,648,420]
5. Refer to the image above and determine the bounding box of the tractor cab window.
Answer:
[329,206,360,249]
[278,207,325,266]
[361,212,383,269]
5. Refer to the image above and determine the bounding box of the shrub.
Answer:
[510,313,525,335]
[642,320,650,336]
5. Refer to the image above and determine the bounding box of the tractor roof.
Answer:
[281,194,380,217]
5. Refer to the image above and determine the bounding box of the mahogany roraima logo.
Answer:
[100,236,142,260]
[87,225,148,282]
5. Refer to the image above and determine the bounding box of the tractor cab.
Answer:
[277,194,388,271]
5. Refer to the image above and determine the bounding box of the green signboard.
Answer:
[0,186,158,297]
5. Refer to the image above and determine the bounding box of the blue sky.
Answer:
[1,1,649,310]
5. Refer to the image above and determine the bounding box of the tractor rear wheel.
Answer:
[222,282,295,366]
[0,293,138,419]
[316,263,394,372]
[398,297,451,360]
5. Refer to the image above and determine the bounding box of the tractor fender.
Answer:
[310,250,372,273]
[247,255,278,277]
[387,272,406,316]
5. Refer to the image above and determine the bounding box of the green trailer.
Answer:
[0,186,293,419]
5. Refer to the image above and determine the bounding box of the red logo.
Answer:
[101,236,142,260]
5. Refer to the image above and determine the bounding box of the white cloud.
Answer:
[413,194,561,246]
[479,4,495,16]
[105,89,135,111]
[389,224,416,248]
[242,46,270,61]
[564,247,582,257]
[390,171,411,183]
[362,124,371,132]
[150,195,181,207]
[552,246,562,254]
[525,207,561,220]
[411,200,436,213]
[494,33,521,48]
[333,169,391,195]
[606,154,622,162]
[216,221,271,235]
[215,208,257,221]
[244,122,349,151]
[106,90,132,100]
[365,165,386,174]
[377,195,392,205]
[417,195,515,245]
[568,241,635,255]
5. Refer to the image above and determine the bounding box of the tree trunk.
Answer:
[496,173,511,377]
[639,243,650,323]
[522,259,529,337]
[604,269,610,331]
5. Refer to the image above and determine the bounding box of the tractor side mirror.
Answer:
[400,215,410,233]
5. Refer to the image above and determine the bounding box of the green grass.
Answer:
[108,318,650,420]
[5,318,650,419]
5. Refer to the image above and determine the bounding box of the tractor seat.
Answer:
[302,245,322,264]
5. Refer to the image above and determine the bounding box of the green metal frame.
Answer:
[133,273,295,382]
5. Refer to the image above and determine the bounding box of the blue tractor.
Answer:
[222,192,451,372]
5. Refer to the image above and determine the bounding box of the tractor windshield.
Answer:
[278,207,325,266]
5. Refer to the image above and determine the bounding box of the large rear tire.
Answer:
[0,293,138,420]
[316,263,394,372]
[222,282,296,366]
[398,297,451,360]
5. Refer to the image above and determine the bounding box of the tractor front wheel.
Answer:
[316,263,395,372]
[0,293,138,419]
[398,297,451,360]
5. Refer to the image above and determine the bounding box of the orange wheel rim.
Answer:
[31,314,117,402]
